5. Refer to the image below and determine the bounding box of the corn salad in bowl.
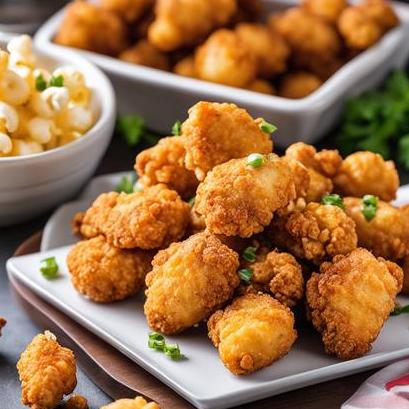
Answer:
[0,35,95,157]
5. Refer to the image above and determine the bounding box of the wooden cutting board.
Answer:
[11,232,374,409]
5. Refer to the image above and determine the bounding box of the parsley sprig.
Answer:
[115,173,140,194]
[391,304,409,316]
[116,115,160,147]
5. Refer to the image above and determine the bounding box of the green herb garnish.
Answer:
[361,194,378,221]
[242,247,257,263]
[238,268,253,284]
[164,343,182,360]
[35,73,47,91]
[171,120,182,136]
[246,153,263,168]
[259,120,277,134]
[391,304,409,316]
[49,74,64,87]
[116,115,145,147]
[188,196,196,207]
[40,257,59,279]
[115,173,137,194]
[148,332,166,351]
[321,194,344,209]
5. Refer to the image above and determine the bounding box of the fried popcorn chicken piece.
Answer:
[283,157,311,199]
[66,394,88,409]
[101,396,160,409]
[359,0,399,32]
[144,232,240,334]
[344,197,409,261]
[208,293,297,375]
[100,0,153,22]
[235,23,290,78]
[67,236,153,303]
[333,151,399,201]
[173,55,196,77]
[269,202,357,264]
[79,185,190,249]
[194,29,257,88]
[400,255,409,295]
[278,71,322,99]
[270,8,341,58]
[54,2,128,56]
[135,136,198,199]
[338,6,382,50]
[195,154,297,237]
[243,248,304,307]
[302,0,347,23]
[119,40,170,70]
[17,331,77,409]
[306,248,403,359]
[0,317,6,337]
[246,79,275,95]
[182,102,273,180]
[148,0,237,52]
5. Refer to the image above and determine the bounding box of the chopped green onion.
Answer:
[391,304,409,316]
[188,196,196,207]
[242,247,257,263]
[259,120,277,134]
[116,115,145,146]
[148,332,166,351]
[321,194,344,209]
[49,74,64,87]
[171,120,182,136]
[361,194,378,221]
[35,73,47,92]
[40,257,59,279]
[246,153,264,168]
[115,174,136,194]
[238,268,253,284]
[164,343,182,360]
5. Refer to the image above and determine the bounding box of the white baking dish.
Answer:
[34,0,409,147]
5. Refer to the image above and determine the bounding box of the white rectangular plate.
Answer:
[7,177,409,409]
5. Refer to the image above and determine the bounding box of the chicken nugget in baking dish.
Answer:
[17,331,77,409]
[67,236,153,303]
[77,184,190,249]
[100,0,153,23]
[182,102,273,180]
[306,248,403,359]
[195,154,297,237]
[135,136,198,199]
[144,232,240,334]
[302,0,347,23]
[208,293,297,375]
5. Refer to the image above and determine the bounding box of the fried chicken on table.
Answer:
[195,154,297,237]
[306,248,403,359]
[144,231,240,334]
[17,331,77,409]
[208,293,297,375]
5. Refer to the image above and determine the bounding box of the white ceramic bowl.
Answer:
[0,32,116,226]
[34,0,409,147]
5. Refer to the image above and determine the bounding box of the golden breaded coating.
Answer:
[67,236,153,303]
[72,212,85,237]
[269,202,358,264]
[144,232,240,334]
[303,168,333,202]
[66,394,88,409]
[359,0,399,32]
[400,256,409,295]
[100,0,153,22]
[306,248,403,359]
[334,151,399,201]
[182,102,273,180]
[0,317,6,337]
[246,79,275,95]
[284,157,310,199]
[148,0,237,51]
[270,8,341,58]
[119,40,170,70]
[195,154,297,237]
[243,248,304,307]
[278,71,322,99]
[54,2,128,56]
[17,331,77,409]
[101,396,160,409]
[235,23,290,78]
[194,29,257,88]
[208,294,297,375]
[79,185,190,249]
[303,0,347,23]
[344,197,409,261]
[338,6,382,50]
[173,55,196,78]
[135,137,198,199]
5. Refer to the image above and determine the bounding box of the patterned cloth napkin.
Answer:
[342,359,409,409]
